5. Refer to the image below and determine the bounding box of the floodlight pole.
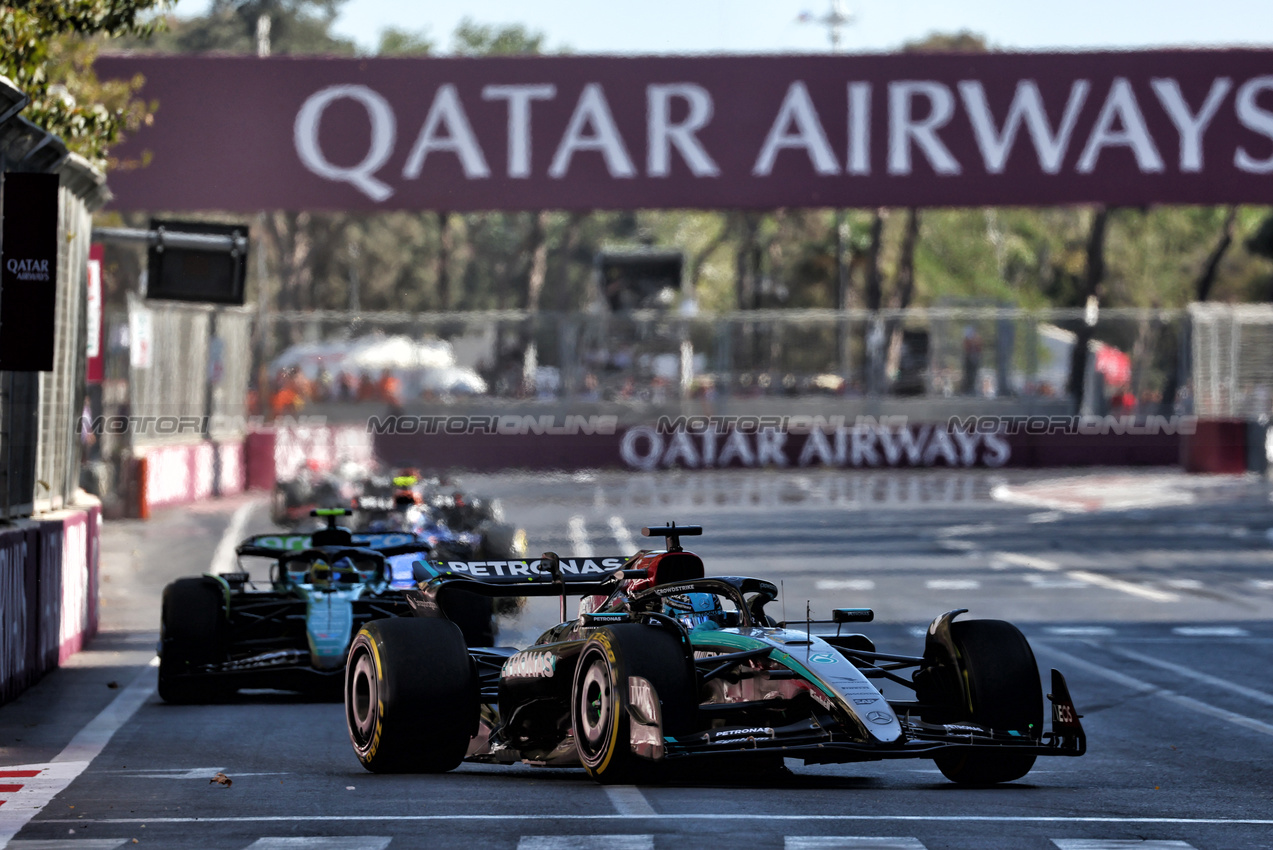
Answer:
[801,0,855,52]
[800,2,858,384]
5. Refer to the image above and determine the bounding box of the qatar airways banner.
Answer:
[97,51,1273,212]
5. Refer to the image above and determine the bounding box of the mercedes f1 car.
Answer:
[343,522,1086,784]
[158,510,492,703]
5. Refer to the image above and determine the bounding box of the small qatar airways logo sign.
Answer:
[619,424,1011,471]
[4,258,51,282]
[96,51,1273,212]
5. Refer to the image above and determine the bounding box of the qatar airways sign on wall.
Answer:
[96,51,1273,211]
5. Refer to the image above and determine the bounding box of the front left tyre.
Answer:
[932,618,1044,785]
[157,577,227,704]
[345,617,479,773]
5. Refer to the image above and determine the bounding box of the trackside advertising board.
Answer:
[96,51,1273,212]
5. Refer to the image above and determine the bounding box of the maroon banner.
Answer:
[366,423,1180,472]
[96,50,1273,212]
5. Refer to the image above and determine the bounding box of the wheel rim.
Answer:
[576,652,613,759]
[347,644,378,750]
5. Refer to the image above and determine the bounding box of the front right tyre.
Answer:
[571,623,696,784]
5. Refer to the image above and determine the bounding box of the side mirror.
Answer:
[832,608,874,623]
[411,561,434,584]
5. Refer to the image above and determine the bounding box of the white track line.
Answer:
[567,515,590,554]
[37,815,1273,826]
[1035,643,1273,738]
[1065,571,1179,603]
[816,579,876,592]
[244,839,392,849]
[787,839,926,849]
[603,786,655,816]
[7,841,131,849]
[1100,644,1273,707]
[608,517,636,553]
[0,665,156,846]
[521,837,653,850]
[993,552,1179,603]
[211,497,262,574]
[1052,842,1196,849]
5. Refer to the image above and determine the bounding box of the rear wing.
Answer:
[413,555,635,597]
[237,531,428,558]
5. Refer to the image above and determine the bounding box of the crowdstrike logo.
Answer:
[5,258,51,282]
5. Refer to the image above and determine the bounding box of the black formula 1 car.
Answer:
[158,510,476,703]
[343,522,1086,784]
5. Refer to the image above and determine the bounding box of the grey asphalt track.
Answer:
[2,469,1272,850]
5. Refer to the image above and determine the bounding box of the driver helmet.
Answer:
[332,556,357,582]
[662,592,725,631]
[308,557,332,587]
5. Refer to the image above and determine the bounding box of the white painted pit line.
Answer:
[1034,642,1273,738]
[521,835,654,850]
[568,516,590,554]
[211,497,263,574]
[1098,644,1273,708]
[603,785,654,816]
[786,839,926,849]
[608,517,636,552]
[0,664,157,846]
[245,839,392,850]
[817,579,876,592]
[992,552,1179,603]
[925,579,980,591]
[34,814,1273,826]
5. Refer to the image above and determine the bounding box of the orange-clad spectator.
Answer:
[271,380,301,418]
[291,370,313,403]
[356,372,376,402]
[379,369,403,414]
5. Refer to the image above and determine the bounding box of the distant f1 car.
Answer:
[343,522,1086,784]
[158,510,480,703]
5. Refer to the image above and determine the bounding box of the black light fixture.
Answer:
[0,75,29,127]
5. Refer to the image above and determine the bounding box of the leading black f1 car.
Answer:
[344,522,1085,784]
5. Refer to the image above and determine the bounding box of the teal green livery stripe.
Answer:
[690,631,840,703]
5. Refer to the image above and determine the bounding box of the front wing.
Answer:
[662,669,1085,763]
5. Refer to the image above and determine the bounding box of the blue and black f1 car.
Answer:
[343,522,1086,784]
[157,510,492,703]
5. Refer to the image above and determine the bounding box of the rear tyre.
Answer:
[572,623,696,784]
[345,618,478,773]
[157,577,227,704]
[934,619,1043,785]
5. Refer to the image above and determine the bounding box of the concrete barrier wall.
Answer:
[0,504,101,707]
[135,439,246,513]
[244,426,374,491]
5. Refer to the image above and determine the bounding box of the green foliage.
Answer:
[0,0,166,165]
[903,30,989,52]
[376,26,432,57]
[451,18,547,56]
[134,0,356,54]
